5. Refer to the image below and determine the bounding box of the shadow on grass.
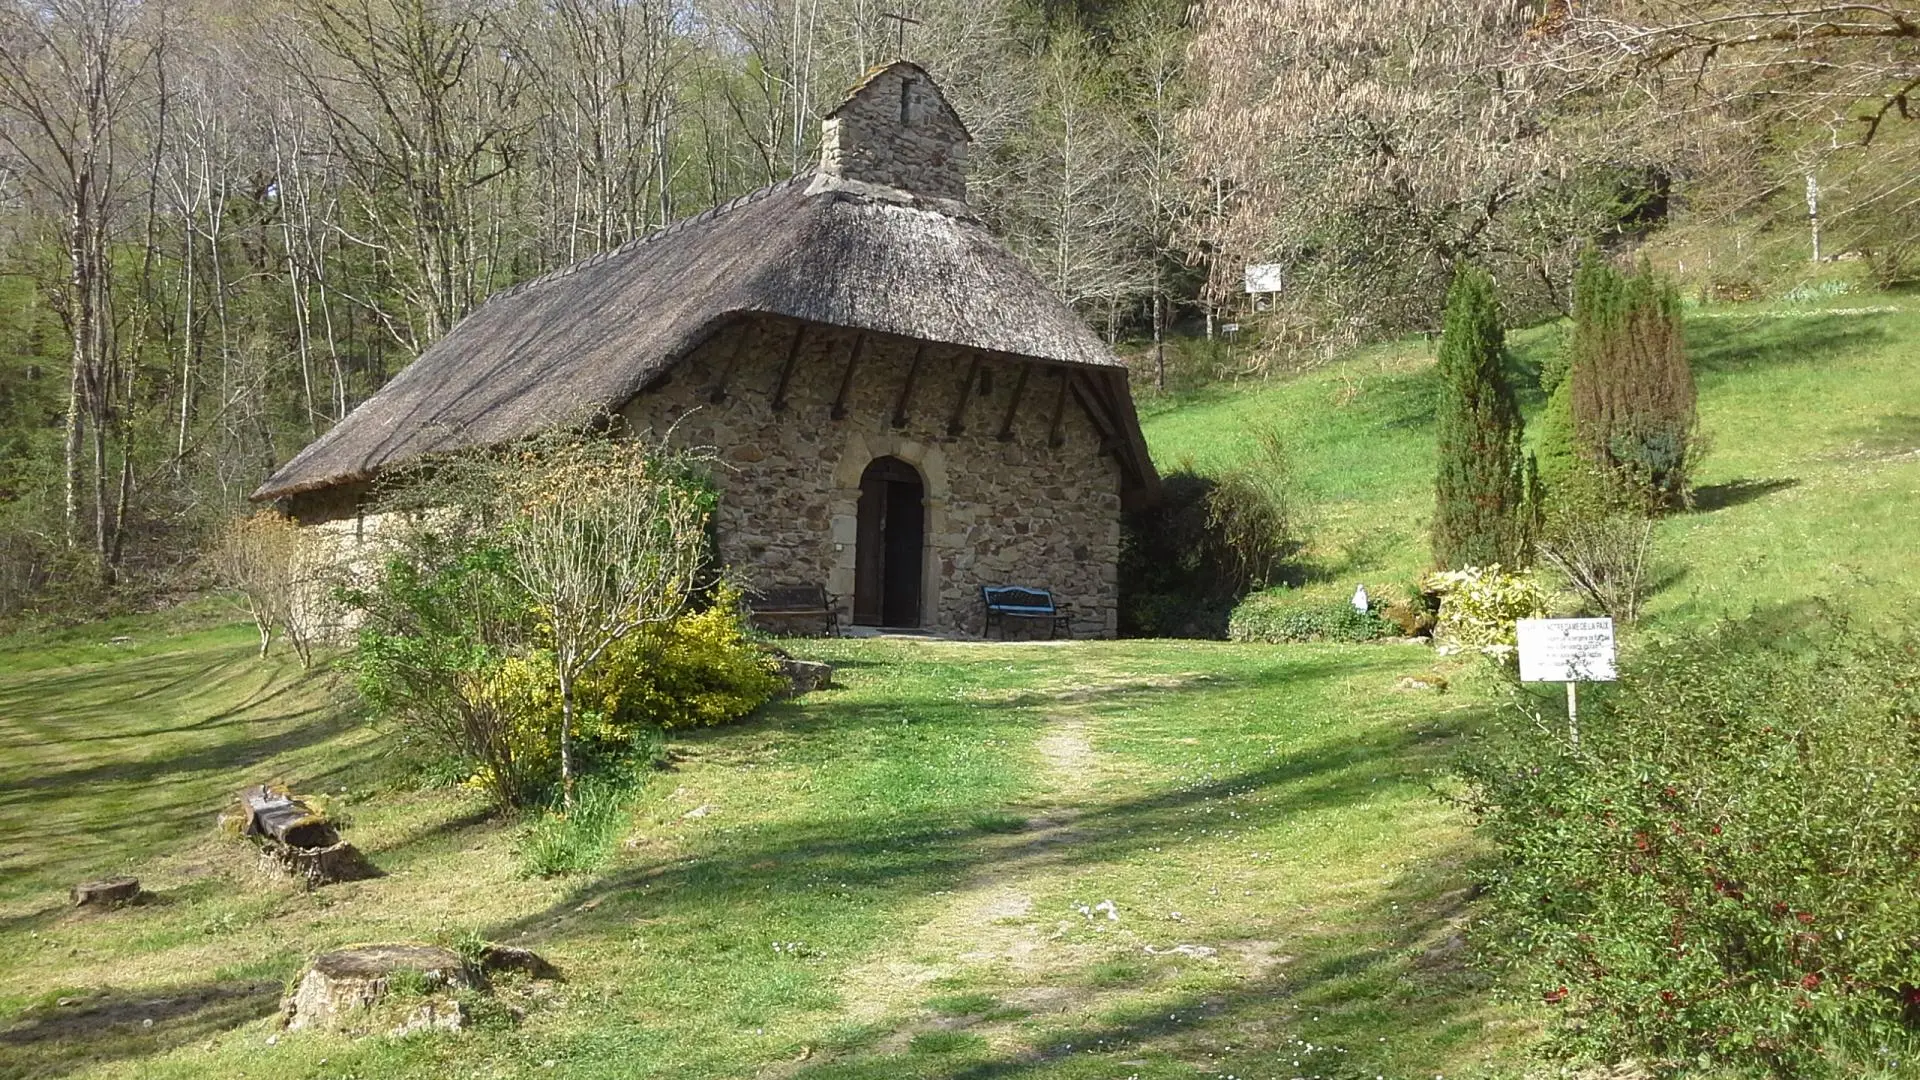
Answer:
[0,979,280,1080]
[1685,311,1895,377]
[1692,478,1798,512]
[1845,412,1920,457]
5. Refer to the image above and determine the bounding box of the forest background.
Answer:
[1,0,1916,615]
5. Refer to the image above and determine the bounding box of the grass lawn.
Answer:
[0,621,1523,1079]
[1139,292,1920,629]
[4,290,1914,1079]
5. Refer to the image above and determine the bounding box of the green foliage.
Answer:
[1227,589,1390,644]
[343,433,763,810]
[517,777,634,878]
[344,533,545,809]
[1568,252,1700,509]
[1463,612,1920,1076]
[1423,565,1551,656]
[1119,429,1301,638]
[1432,265,1534,570]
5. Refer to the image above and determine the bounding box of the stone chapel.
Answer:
[252,62,1160,637]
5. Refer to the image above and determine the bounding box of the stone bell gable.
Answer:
[820,61,969,201]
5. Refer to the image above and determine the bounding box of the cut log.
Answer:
[241,785,340,849]
[284,943,475,1033]
[70,877,140,908]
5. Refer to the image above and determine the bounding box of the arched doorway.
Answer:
[853,456,925,627]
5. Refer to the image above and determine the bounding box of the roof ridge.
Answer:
[485,172,816,308]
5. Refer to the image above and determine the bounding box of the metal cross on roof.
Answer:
[879,11,921,58]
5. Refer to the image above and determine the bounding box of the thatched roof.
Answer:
[254,159,1156,505]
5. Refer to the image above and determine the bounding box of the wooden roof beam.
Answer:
[891,343,926,428]
[1046,369,1069,448]
[770,322,808,412]
[945,355,983,436]
[707,322,752,404]
[830,333,866,420]
[996,362,1030,441]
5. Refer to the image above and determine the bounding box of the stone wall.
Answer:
[285,315,1125,639]
[620,315,1123,637]
[820,65,968,201]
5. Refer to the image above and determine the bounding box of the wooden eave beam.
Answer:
[996,362,1030,441]
[771,322,808,412]
[891,343,926,428]
[1046,369,1069,448]
[830,333,866,420]
[945,355,983,436]
[708,323,752,403]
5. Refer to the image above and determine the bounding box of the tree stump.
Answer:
[234,785,378,887]
[240,785,340,849]
[260,840,380,887]
[283,944,475,1033]
[70,877,140,908]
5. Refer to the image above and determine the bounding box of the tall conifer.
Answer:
[1566,252,1698,509]
[1432,265,1531,569]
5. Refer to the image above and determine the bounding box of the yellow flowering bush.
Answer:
[473,590,783,787]
[1423,564,1552,657]
[578,593,785,734]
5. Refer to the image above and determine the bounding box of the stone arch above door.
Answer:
[828,433,948,623]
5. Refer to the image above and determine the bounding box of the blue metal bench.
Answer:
[980,586,1072,640]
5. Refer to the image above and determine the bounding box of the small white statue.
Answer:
[1351,583,1370,613]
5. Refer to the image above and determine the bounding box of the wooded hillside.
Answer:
[1,0,1915,611]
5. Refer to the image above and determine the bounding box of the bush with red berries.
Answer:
[1461,606,1920,1076]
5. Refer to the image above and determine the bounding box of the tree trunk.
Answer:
[557,663,575,808]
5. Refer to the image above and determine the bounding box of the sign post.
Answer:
[1515,617,1617,746]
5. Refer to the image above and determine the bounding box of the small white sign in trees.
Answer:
[1243,264,1286,294]
[1516,617,1617,745]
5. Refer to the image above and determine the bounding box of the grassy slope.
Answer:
[0,622,1515,1079]
[4,291,1912,1080]
[1140,293,1920,627]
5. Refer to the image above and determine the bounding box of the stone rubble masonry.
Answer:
[820,65,968,202]
[621,315,1122,638]
[286,314,1124,639]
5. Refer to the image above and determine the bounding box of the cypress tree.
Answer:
[1566,251,1698,509]
[1432,264,1531,570]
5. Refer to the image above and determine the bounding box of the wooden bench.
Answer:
[746,585,841,637]
[980,586,1073,640]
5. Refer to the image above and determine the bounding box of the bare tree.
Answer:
[1183,0,1613,353]
[0,0,156,576]
[1540,0,1920,276]
[498,433,710,806]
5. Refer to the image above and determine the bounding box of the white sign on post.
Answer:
[1243,264,1286,294]
[1516,618,1617,683]
[1516,617,1617,747]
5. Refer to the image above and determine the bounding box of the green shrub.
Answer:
[488,590,783,752]
[1424,565,1552,657]
[1567,252,1700,509]
[1461,612,1920,1076]
[1228,589,1390,644]
[1119,431,1302,638]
